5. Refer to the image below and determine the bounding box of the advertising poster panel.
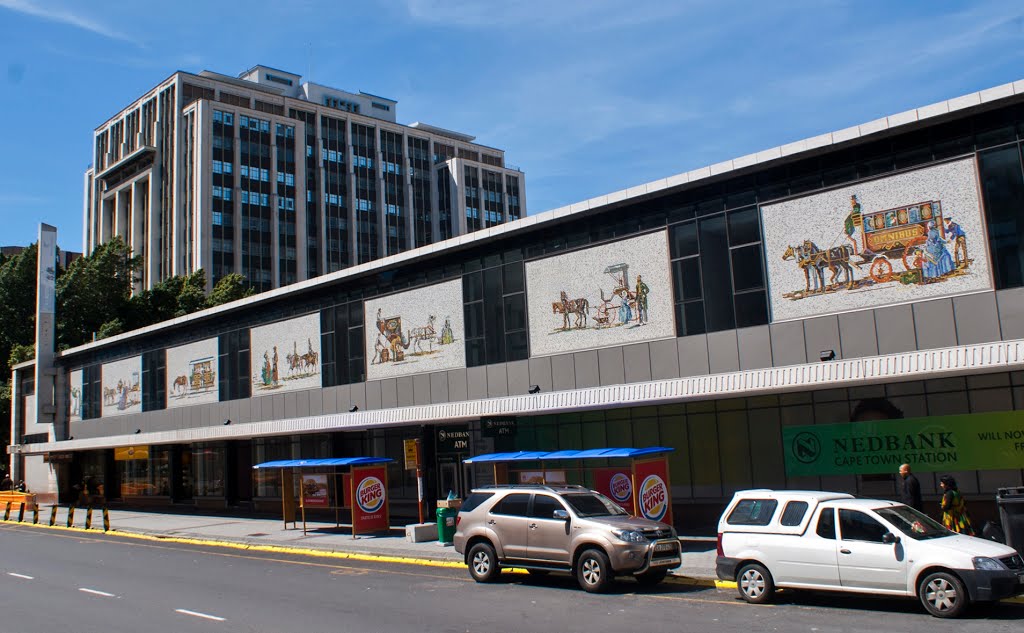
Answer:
[633,458,672,526]
[301,474,329,508]
[351,465,389,535]
[594,467,635,515]
[782,410,1024,477]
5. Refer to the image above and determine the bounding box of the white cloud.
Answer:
[0,0,139,45]
[401,0,695,30]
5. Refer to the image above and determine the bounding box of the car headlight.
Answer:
[972,557,1005,571]
[613,529,648,543]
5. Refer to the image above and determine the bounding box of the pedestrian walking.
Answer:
[0,473,13,491]
[898,463,923,512]
[939,475,974,535]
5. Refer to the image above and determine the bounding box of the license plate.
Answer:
[651,557,680,567]
[655,543,676,552]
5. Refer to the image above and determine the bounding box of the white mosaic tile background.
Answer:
[166,338,219,409]
[526,230,675,357]
[250,313,322,397]
[365,279,465,381]
[762,158,991,322]
[68,369,83,422]
[102,356,142,417]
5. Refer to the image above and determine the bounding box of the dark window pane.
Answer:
[978,145,1024,289]
[530,494,566,519]
[672,257,702,302]
[731,244,765,292]
[734,291,769,328]
[682,301,706,336]
[670,221,698,258]
[464,302,484,339]
[466,338,486,367]
[727,207,760,246]
[463,271,483,302]
[503,294,526,331]
[506,331,528,361]
[502,262,524,294]
[698,215,735,332]
[492,493,530,516]
[348,301,363,326]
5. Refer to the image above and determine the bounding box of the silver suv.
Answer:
[453,485,681,592]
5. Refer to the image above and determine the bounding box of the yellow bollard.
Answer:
[49,505,57,526]
[3,502,10,521]
[33,504,39,524]
[17,503,25,523]
[85,507,93,530]
[102,507,110,532]
[67,506,75,528]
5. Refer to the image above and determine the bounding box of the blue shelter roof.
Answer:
[463,447,673,464]
[253,457,392,469]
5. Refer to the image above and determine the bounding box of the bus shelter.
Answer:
[464,447,675,525]
[253,457,392,537]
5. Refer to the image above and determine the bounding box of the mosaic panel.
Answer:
[250,313,322,397]
[102,356,142,417]
[526,230,675,357]
[166,338,219,409]
[761,158,991,322]
[68,369,83,422]
[365,279,465,380]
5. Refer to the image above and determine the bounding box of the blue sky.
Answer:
[0,0,1022,253]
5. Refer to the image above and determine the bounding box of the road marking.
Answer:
[7,573,33,580]
[175,609,225,622]
[79,587,116,597]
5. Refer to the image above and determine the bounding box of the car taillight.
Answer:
[716,533,724,557]
[456,515,461,527]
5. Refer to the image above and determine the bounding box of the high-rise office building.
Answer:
[83,65,526,292]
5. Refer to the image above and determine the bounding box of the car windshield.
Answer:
[875,505,953,541]
[562,492,629,517]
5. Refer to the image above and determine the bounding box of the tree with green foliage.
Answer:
[0,244,37,378]
[56,236,141,350]
[208,273,256,307]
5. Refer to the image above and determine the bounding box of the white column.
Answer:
[295,120,308,282]
[427,138,440,244]
[402,132,415,251]
[346,119,357,265]
[270,140,280,288]
[131,180,144,292]
[375,126,386,258]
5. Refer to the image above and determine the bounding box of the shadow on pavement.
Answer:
[768,589,1024,620]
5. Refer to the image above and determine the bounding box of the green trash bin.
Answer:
[437,506,458,544]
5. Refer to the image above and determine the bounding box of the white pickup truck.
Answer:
[715,490,1024,618]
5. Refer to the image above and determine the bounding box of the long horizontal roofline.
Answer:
[18,338,1024,455]
[62,78,1024,358]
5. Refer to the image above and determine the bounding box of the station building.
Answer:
[10,78,1024,530]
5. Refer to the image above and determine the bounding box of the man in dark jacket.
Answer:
[899,463,923,512]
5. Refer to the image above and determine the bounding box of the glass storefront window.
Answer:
[194,444,225,497]
[119,446,171,497]
[253,436,294,497]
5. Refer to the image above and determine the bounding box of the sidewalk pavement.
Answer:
[16,505,720,581]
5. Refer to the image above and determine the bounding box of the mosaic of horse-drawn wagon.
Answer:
[365,279,465,380]
[762,158,992,322]
[250,313,322,396]
[526,231,675,357]
[166,338,219,408]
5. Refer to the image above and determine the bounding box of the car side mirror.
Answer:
[552,509,569,521]
[882,532,900,545]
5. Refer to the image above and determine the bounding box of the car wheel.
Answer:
[635,569,668,587]
[736,563,775,604]
[467,542,501,583]
[576,548,614,593]
[919,571,967,618]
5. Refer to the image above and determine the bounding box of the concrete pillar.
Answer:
[270,141,280,288]
[375,126,386,258]
[295,119,309,282]
[346,118,357,266]
[427,138,440,244]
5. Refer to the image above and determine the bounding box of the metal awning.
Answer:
[253,457,391,469]
[463,447,673,464]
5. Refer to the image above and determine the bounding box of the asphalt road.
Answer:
[1,523,1021,633]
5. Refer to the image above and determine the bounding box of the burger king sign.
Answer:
[351,466,389,535]
[632,458,672,525]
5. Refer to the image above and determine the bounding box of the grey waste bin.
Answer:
[996,486,1024,556]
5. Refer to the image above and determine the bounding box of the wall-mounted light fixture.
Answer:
[349,405,359,413]
[819,349,836,362]
[223,419,232,425]
[528,385,541,394]
[134,429,142,434]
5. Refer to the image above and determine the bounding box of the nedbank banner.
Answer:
[782,410,1024,477]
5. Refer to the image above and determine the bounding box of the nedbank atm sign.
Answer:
[782,410,1024,476]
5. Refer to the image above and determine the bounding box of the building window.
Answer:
[265,73,294,86]
[371,102,390,111]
